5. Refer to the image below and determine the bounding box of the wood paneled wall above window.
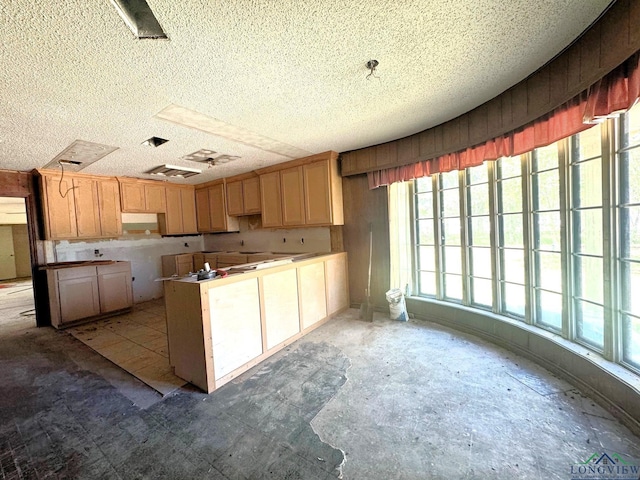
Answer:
[341,0,640,177]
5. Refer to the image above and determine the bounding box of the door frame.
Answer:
[0,169,49,326]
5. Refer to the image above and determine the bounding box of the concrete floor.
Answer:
[1,289,639,479]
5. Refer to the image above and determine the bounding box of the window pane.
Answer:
[443,274,462,301]
[470,247,492,278]
[503,283,525,317]
[576,125,602,160]
[418,271,436,296]
[467,163,488,185]
[621,104,640,149]
[443,246,462,274]
[533,169,559,211]
[500,213,523,248]
[620,261,640,317]
[572,159,602,208]
[471,278,493,308]
[418,246,436,271]
[442,189,460,217]
[497,156,521,179]
[533,144,559,172]
[468,184,489,215]
[502,249,524,284]
[469,216,491,246]
[572,209,603,256]
[574,256,603,304]
[619,148,640,205]
[533,211,561,251]
[575,299,604,349]
[498,178,522,213]
[441,171,459,189]
[619,206,640,259]
[535,252,562,292]
[622,314,640,369]
[417,219,435,245]
[442,218,461,245]
[416,193,433,218]
[535,290,563,330]
[416,176,432,193]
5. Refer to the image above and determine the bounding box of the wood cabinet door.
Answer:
[120,182,146,212]
[176,254,194,276]
[58,275,101,323]
[303,160,332,225]
[226,181,244,216]
[243,177,261,214]
[195,188,211,232]
[281,166,306,226]
[97,179,122,237]
[164,186,183,234]
[73,178,101,238]
[145,184,166,212]
[208,184,227,231]
[181,187,198,233]
[97,265,133,313]
[260,172,283,228]
[43,174,78,239]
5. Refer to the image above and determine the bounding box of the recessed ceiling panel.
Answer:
[155,105,312,159]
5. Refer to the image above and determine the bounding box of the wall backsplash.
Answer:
[203,217,332,254]
[54,236,205,302]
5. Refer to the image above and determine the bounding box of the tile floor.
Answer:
[68,299,187,395]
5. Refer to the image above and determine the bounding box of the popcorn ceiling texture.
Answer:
[0,0,611,184]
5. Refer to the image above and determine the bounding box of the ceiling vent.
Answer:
[110,0,168,39]
[146,164,201,178]
[41,140,119,172]
[182,149,241,166]
[141,136,168,147]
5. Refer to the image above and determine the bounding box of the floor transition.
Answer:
[1,287,639,479]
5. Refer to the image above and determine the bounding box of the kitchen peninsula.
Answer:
[163,252,348,393]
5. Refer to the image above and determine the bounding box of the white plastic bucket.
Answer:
[385,288,408,321]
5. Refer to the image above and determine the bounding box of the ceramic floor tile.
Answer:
[119,350,166,373]
[75,330,127,350]
[99,342,148,364]
[124,327,164,343]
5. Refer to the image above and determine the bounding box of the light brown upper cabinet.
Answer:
[195,180,240,233]
[118,178,166,213]
[256,151,343,228]
[259,171,283,228]
[225,173,262,216]
[38,170,122,240]
[281,166,306,226]
[160,185,198,235]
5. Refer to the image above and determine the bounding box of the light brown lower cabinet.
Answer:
[163,252,349,393]
[45,261,133,328]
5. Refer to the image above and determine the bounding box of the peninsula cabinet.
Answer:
[118,178,166,213]
[194,181,240,233]
[37,170,122,240]
[163,252,349,393]
[159,185,198,235]
[44,261,133,329]
[256,151,344,228]
[226,174,261,216]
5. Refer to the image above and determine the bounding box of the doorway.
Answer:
[0,197,36,332]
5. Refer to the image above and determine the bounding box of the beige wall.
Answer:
[12,224,31,278]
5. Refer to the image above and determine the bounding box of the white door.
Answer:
[0,226,17,280]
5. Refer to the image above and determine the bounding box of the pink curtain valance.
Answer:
[368,52,640,190]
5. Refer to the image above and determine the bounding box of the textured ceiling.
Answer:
[0,0,612,184]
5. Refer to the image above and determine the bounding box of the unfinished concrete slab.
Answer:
[1,305,639,479]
